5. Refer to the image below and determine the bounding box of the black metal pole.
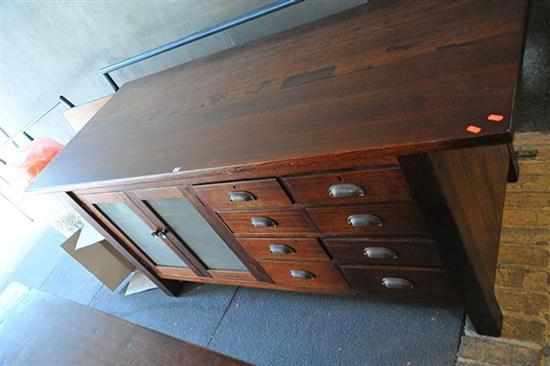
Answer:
[103,73,119,92]
[59,95,75,108]
[99,0,303,92]
[23,131,34,141]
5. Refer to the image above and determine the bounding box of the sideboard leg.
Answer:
[399,146,508,336]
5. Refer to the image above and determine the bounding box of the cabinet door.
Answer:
[80,192,205,278]
[129,187,258,282]
[81,188,269,284]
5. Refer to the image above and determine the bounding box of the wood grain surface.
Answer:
[283,168,412,205]
[398,144,509,336]
[219,209,318,236]
[29,0,528,193]
[307,204,430,237]
[340,265,451,295]
[260,260,349,291]
[238,237,330,262]
[194,178,292,210]
[323,237,443,267]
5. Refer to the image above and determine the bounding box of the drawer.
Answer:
[194,178,291,210]
[283,168,411,206]
[323,238,442,267]
[261,261,349,290]
[340,265,450,294]
[219,209,317,236]
[307,204,429,237]
[238,238,330,262]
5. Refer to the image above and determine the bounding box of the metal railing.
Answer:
[1,0,304,149]
[0,95,76,151]
[100,0,304,91]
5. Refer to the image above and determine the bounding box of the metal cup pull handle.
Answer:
[289,269,316,280]
[251,216,278,228]
[229,191,256,202]
[151,229,169,240]
[363,247,398,260]
[381,277,414,289]
[347,214,383,228]
[269,244,296,255]
[328,183,365,198]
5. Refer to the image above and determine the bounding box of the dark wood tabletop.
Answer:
[29,0,528,192]
[0,284,248,366]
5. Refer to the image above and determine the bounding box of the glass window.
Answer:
[97,202,187,267]
[148,198,246,271]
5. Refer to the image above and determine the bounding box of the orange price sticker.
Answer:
[487,114,504,123]
[466,125,482,134]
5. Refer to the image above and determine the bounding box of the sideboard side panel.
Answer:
[430,145,509,288]
[399,144,509,336]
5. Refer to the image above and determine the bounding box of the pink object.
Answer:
[17,138,64,180]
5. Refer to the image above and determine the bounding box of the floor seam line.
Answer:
[36,261,59,292]
[206,286,239,348]
[87,285,105,307]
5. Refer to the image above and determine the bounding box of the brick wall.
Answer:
[457,132,550,366]
[499,133,550,348]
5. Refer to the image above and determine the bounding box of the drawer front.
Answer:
[261,261,349,290]
[341,265,450,294]
[324,238,442,267]
[219,210,317,235]
[239,238,330,262]
[283,168,411,206]
[307,204,429,237]
[194,178,291,210]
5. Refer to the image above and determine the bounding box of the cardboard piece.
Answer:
[74,223,104,250]
[62,227,134,291]
[64,95,113,132]
[124,271,158,296]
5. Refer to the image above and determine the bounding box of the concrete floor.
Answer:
[0,225,464,366]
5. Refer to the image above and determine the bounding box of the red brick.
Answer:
[519,161,550,176]
[500,228,550,246]
[495,287,548,316]
[498,244,549,267]
[457,335,542,365]
[501,314,547,344]
[502,208,550,228]
[507,175,550,193]
[513,132,550,146]
[496,266,548,292]
[505,192,550,208]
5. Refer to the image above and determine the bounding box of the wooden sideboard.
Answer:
[29,0,529,336]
